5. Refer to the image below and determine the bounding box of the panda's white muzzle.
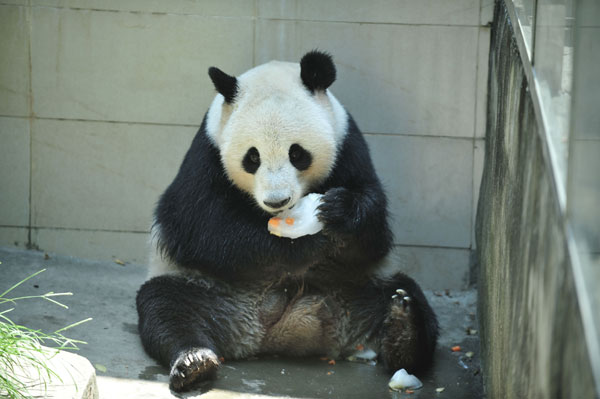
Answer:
[255,167,301,214]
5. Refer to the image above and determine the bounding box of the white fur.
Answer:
[147,224,182,278]
[206,60,348,213]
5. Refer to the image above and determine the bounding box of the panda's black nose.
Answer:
[264,197,291,209]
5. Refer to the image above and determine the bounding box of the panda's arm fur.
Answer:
[316,115,394,266]
[154,120,331,281]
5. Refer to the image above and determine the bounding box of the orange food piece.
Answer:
[451,345,461,352]
[268,217,281,227]
[327,371,333,375]
[219,357,225,363]
[356,344,365,351]
[328,359,336,365]
[406,389,414,394]
[320,357,328,361]
[285,217,294,225]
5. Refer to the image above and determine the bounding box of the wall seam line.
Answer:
[27,226,150,234]
[26,0,33,250]
[391,243,471,251]
[252,0,257,67]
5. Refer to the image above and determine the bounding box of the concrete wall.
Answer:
[0,0,492,290]
[476,2,597,397]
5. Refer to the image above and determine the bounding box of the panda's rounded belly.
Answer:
[257,279,341,357]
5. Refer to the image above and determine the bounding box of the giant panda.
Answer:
[136,51,439,392]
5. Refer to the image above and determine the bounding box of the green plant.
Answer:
[0,268,91,399]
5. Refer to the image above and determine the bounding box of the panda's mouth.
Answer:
[271,204,294,216]
[266,201,296,217]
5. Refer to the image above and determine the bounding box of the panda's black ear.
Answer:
[300,50,336,93]
[208,67,238,104]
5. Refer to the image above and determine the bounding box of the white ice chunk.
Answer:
[388,368,423,391]
[347,348,378,362]
[267,193,324,239]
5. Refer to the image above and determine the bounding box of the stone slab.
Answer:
[5,346,98,399]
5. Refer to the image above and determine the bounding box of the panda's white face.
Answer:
[206,61,348,214]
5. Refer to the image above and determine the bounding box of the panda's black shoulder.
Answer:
[317,114,380,191]
[153,116,260,263]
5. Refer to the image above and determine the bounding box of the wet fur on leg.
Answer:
[136,275,265,391]
[378,273,439,373]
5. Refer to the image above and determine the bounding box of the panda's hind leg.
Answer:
[136,275,263,392]
[379,273,439,374]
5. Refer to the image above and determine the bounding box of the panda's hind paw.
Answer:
[169,348,220,392]
[391,288,411,314]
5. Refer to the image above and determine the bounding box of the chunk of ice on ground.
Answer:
[388,368,423,390]
[347,348,378,362]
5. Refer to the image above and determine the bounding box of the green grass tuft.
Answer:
[0,268,91,399]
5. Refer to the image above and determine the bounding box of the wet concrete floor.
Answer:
[0,247,483,398]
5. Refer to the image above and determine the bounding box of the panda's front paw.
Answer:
[169,348,220,392]
[317,187,357,236]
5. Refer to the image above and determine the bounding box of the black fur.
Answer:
[137,53,439,392]
[300,50,336,93]
[208,67,238,103]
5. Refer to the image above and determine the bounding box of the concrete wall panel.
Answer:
[366,134,473,248]
[32,0,254,16]
[32,227,149,264]
[0,117,30,226]
[31,7,254,124]
[257,0,481,25]
[0,5,30,117]
[31,119,195,231]
[256,20,479,138]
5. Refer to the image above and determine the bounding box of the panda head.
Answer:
[205,51,348,214]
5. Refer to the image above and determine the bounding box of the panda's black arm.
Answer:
[154,127,333,280]
[316,117,394,266]
[318,182,392,266]
[199,200,332,279]
[157,187,331,280]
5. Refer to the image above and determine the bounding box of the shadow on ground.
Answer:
[0,247,483,398]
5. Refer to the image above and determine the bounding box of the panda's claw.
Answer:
[187,352,198,368]
[395,289,407,296]
[169,348,220,392]
[402,296,411,310]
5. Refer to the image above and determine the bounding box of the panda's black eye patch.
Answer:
[242,147,260,174]
[289,144,312,171]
